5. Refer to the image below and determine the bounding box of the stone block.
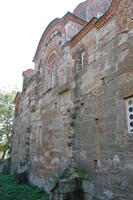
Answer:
[59,179,77,194]
[57,82,70,95]
[81,180,94,195]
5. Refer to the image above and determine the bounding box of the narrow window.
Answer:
[44,53,57,92]
[81,50,85,69]
[51,65,56,88]
[76,50,85,73]
[125,97,133,133]
[93,160,98,170]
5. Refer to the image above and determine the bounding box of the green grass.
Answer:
[0,174,49,200]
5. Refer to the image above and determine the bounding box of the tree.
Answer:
[0,90,17,162]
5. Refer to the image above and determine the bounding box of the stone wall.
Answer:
[11,0,133,199]
[70,0,133,198]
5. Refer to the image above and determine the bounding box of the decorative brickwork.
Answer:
[22,69,34,80]
[11,0,133,199]
[73,0,112,22]
[70,0,121,48]
[70,17,97,48]
[33,12,87,63]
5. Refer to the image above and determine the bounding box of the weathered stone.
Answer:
[103,190,114,200]
[59,179,77,194]
[11,0,133,199]
[82,180,94,195]
[57,82,70,95]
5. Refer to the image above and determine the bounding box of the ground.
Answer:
[0,174,49,200]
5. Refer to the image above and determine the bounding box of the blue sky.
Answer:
[0,0,82,91]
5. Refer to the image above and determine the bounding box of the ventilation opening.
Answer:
[125,97,133,134]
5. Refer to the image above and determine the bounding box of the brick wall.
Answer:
[11,0,133,198]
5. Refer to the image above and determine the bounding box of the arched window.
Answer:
[44,53,57,93]
[75,49,85,73]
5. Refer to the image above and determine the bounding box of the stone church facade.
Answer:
[11,0,133,199]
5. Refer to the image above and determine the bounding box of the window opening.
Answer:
[76,50,85,73]
[125,97,133,133]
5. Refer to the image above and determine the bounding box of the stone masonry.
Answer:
[11,0,133,199]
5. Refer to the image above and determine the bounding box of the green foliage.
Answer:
[0,174,49,200]
[53,167,86,186]
[75,168,85,179]
[0,90,17,160]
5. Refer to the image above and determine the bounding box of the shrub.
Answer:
[0,174,49,200]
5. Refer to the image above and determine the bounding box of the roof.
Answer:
[33,0,121,61]
[33,12,87,63]
[73,0,113,22]
[70,0,121,48]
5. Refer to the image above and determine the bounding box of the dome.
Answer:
[73,0,112,22]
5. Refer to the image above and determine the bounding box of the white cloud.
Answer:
[0,0,82,91]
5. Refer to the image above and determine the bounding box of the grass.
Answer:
[0,174,49,200]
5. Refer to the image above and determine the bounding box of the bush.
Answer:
[0,174,49,200]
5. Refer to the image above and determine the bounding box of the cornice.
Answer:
[70,0,121,48]
[70,17,97,48]
[33,12,87,63]
[33,18,61,63]
[62,12,87,26]
[95,0,121,29]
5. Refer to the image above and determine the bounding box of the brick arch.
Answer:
[43,46,60,72]
[47,53,57,66]
[33,19,65,63]
[43,46,60,93]
[33,12,87,63]
[46,52,58,78]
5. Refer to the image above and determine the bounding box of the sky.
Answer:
[0,0,82,92]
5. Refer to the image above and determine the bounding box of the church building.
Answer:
[11,0,133,199]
